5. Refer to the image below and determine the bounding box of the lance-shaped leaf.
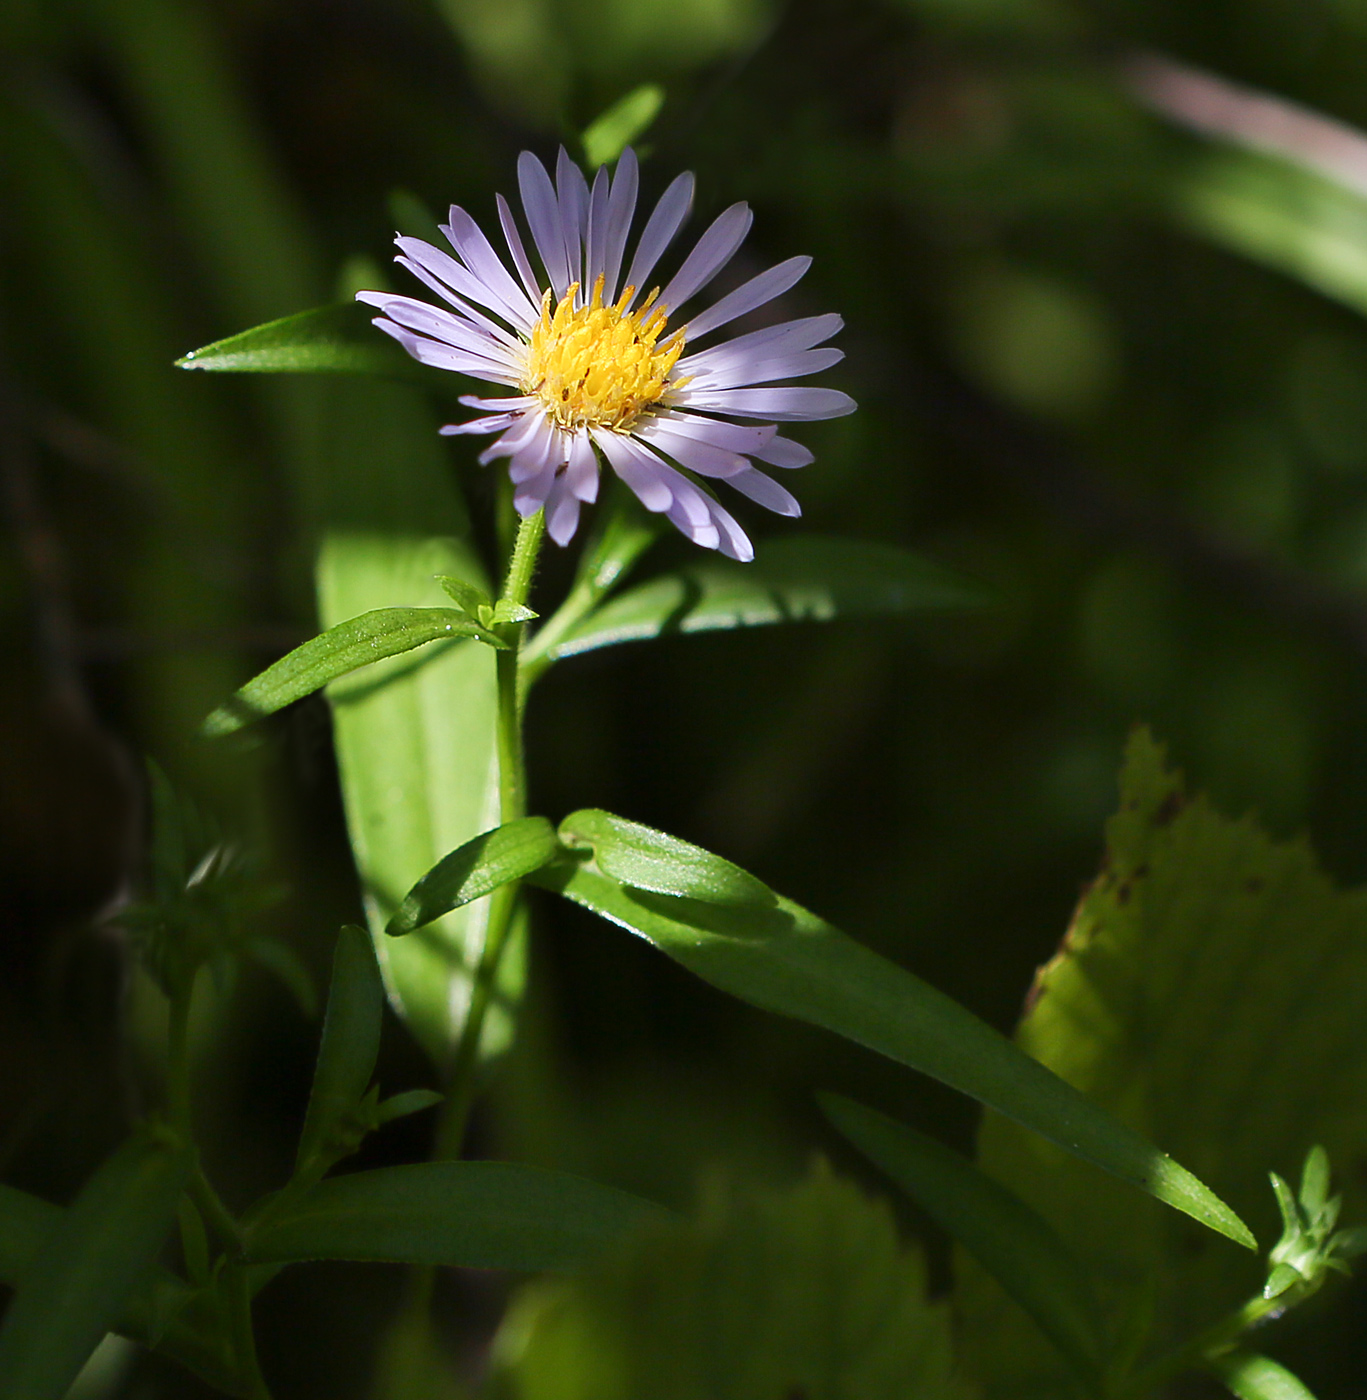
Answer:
[387,818,561,935]
[1207,1352,1319,1400]
[582,84,666,167]
[203,606,504,736]
[244,1162,667,1273]
[524,536,985,666]
[295,925,385,1175]
[558,810,775,909]
[0,1131,191,1400]
[527,818,1253,1249]
[820,1095,1107,1392]
[177,301,420,376]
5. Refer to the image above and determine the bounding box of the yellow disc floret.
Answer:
[524,275,686,432]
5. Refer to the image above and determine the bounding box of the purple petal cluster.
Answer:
[357,148,853,560]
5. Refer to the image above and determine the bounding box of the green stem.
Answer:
[433,507,544,1161]
[226,1261,273,1400]
[1125,1290,1301,1396]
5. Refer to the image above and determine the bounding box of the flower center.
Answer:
[524,275,686,432]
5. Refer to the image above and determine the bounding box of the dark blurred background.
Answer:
[6,0,1367,1393]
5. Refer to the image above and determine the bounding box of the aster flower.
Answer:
[356,148,854,561]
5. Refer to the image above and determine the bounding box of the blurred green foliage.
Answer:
[5,0,1367,1392]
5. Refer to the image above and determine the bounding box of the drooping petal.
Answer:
[479,411,544,466]
[682,256,811,341]
[623,171,694,306]
[518,151,570,298]
[671,385,856,420]
[753,435,815,469]
[439,411,524,436]
[544,470,583,545]
[591,428,673,513]
[459,392,538,412]
[564,429,600,503]
[658,202,753,313]
[726,465,802,517]
[508,417,561,485]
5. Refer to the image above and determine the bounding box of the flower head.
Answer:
[357,148,854,561]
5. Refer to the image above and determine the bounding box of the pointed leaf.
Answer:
[1299,1146,1330,1219]
[820,1094,1107,1390]
[488,1166,969,1400]
[532,536,985,665]
[558,810,776,909]
[1207,1352,1320,1400]
[177,301,418,376]
[387,818,560,935]
[244,1162,666,1273]
[582,85,666,167]
[959,729,1367,1399]
[0,1131,191,1400]
[203,606,504,736]
[296,925,385,1173]
[374,1089,444,1125]
[526,823,1253,1249]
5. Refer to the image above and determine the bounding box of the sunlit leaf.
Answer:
[203,606,503,736]
[487,1165,969,1400]
[244,1162,666,1273]
[387,818,561,935]
[527,818,1253,1248]
[0,1131,191,1400]
[295,925,385,1175]
[558,810,776,909]
[820,1095,1107,1391]
[531,536,986,665]
[1207,1352,1319,1400]
[959,730,1367,1399]
[582,85,666,167]
[177,302,418,376]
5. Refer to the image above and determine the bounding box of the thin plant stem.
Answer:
[433,506,545,1162]
[227,1261,274,1400]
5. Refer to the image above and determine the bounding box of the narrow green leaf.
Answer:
[296,925,385,1172]
[177,301,416,376]
[582,84,666,167]
[820,1095,1107,1390]
[0,1131,191,1400]
[374,1089,444,1125]
[1299,1146,1330,1218]
[558,810,776,909]
[1207,1352,1319,1400]
[244,1162,666,1273]
[538,536,985,664]
[387,818,560,935]
[0,1183,58,1286]
[202,606,503,736]
[527,842,1254,1249]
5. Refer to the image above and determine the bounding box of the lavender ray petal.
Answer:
[459,392,538,411]
[670,386,856,420]
[658,202,753,314]
[710,500,754,562]
[518,151,571,299]
[393,255,521,344]
[623,171,694,306]
[361,293,523,369]
[641,411,776,454]
[507,419,561,484]
[565,429,600,503]
[585,165,611,292]
[439,411,524,436]
[632,419,751,478]
[545,474,583,546]
[676,313,843,371]
[479,411,545,465]
[591,428,674,513]
[665,495,721,552]
[679,346,845,391]
[681,256,810,341]
[725,465,802,517]
[556,147,589,293]
[370,321,522,382]
[753,435,814,468]
[441,207,540,327]
[603,147,638,301]
[497,193,544,307]
[396,236,527,331]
